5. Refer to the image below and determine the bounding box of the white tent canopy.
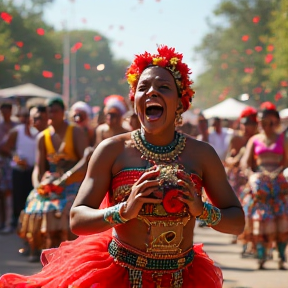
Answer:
[202,98,249,120]
[0,83,60,99]
[280,108,288,119]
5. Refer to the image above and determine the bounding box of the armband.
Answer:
[103,202,128,225]
[197,202,221,227]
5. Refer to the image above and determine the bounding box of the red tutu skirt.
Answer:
[0,229,223,288]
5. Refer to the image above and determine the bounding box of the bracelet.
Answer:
[103,202,129,225]
[197,202,221,227]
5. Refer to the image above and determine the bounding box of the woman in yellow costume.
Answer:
[18,97,88,262]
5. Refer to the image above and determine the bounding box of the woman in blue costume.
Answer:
[1,46,244,287]
[17,97,88,261]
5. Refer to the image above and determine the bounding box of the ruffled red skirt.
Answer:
[0,229,222,288]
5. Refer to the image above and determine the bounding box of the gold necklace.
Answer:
[131,129,186,162]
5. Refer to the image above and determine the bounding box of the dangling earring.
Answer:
[175,112,182,126]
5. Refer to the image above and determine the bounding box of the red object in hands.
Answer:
[163,189,185,214]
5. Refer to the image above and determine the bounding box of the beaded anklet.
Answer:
[103,202,128,225]
[197,202,221,227]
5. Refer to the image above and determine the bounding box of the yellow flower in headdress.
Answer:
[127,73,138,85]
[152,57,163,66]
[170,57,179,66]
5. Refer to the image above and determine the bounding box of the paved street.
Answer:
[0,226,287,288]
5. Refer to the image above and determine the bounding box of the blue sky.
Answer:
[43,0,223,80]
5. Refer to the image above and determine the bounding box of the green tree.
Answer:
[194,0,281,108]
[269,0,288,106]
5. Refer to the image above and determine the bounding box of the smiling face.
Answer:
[134,66,180,134]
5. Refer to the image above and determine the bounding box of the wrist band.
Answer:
[197,202,221,227]
[104,202,129,225]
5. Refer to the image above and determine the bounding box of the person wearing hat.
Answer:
[94,95,129,146]
[225,106,258,247]
[241,103,288,270]
[17,97,88,262]
[70,101,96,147]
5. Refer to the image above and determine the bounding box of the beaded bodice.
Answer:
[111,168,203,254]
[111,168,203,206]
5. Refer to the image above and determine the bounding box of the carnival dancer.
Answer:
[241,102,288,270]
[225,107,258,247]
[0,45,244,287]
[17,97,88,262]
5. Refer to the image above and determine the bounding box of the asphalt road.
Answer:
[0,225,287,288]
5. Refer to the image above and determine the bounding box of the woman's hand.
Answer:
[176,169,204,217]
[40,172,60,186]
[121,166,162,220]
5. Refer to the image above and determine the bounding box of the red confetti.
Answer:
[244,67,254,74]
[0,55,4,61]
[119,25,124,30]
[242,35,249,42]
[0,12,13,24]
[81,18,87,23]
[267,44,274,52]
[265,54,273,63]
[54,53,62,59]
[275,92,283,101]
[71,42,82,53]
[36,28,45,35]
[16,41,24,48]
[253,87,262,94]
[55,82,61,89]
[42,70,53,78]
[246,49,253,55]
[27,52,33,58]
[14,64,20,70]
[280,81,288,87]
[84,63,91,70]
[94,36,102,41]
[255,46,262,52]
[252,16,260,23]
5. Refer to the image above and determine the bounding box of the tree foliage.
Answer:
[194,0,287,109]
[0,0,129,108]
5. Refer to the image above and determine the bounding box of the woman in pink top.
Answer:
[241,102,288,270]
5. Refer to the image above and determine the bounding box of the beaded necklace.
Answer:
[131,129,186,162]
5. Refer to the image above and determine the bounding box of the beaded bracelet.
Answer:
[197,202,221,227]
[103,202,129,225]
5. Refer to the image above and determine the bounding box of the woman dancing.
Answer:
[0,45,244,288]
[241,102,288,269]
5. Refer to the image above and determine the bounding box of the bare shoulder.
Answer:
[92,132,132,155]
[185,134,215,154]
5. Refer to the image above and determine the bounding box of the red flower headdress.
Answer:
[239,106,257,123]
[240,106,257,118]
[260,101,276,111]
[126,45,195,112]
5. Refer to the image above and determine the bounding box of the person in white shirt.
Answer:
[208,117,234,162]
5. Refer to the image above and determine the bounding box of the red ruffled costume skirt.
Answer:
[0,229,223,288]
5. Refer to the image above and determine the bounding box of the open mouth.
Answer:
[145,102,163,121]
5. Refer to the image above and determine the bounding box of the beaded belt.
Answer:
[108,237,194,272]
